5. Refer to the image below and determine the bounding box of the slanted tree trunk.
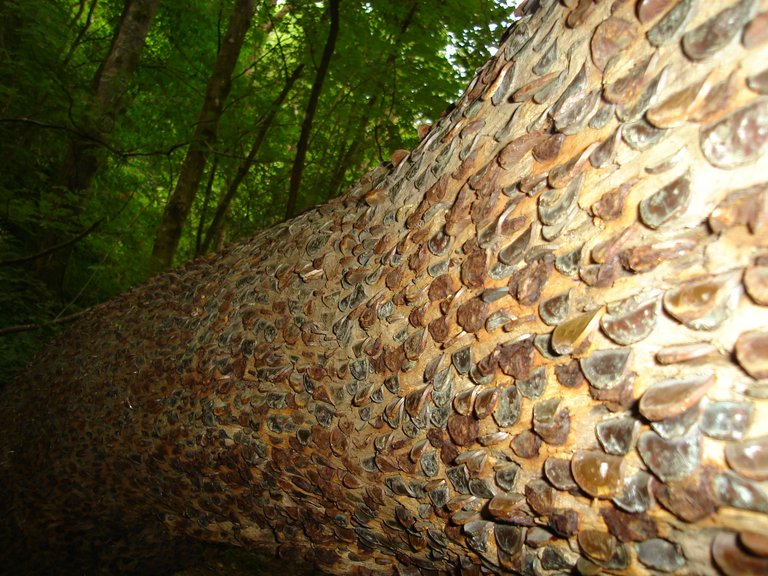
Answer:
[284,0,341,220]
[39,0,160,292]
[149,0,258,272]
[3,2,768,575]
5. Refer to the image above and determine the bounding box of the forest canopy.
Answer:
[0,0,515,385]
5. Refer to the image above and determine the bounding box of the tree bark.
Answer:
[149,0,258,273]
[39,0,160,292]
[3,2,768,575]
[283,0,341,220]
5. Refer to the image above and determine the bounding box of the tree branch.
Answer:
[0,308,94,336]
[0,117,189,158]
[0,219,103,267]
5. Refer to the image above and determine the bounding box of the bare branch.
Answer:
[0,219,103,267]
[0,117,189,158]
[0,308,94,336]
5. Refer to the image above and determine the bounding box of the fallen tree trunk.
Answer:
[2,0,768,574]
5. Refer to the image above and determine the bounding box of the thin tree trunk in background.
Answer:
[326,95,376,199]
[202,63,304,254]
[322,3,413,203]
[283,0,340,220]
[149,0,257,273]
[62,0,99,67]
[195,1,295,258]
[195,158,219,256]
[39,0,160,292]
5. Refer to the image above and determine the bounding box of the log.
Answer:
[2,0,768,574]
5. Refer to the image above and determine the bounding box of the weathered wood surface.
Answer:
[2,0,768,574]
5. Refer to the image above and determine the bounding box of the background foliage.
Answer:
[0,0,515,386]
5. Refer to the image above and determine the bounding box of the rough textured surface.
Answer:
[2,0,768,574]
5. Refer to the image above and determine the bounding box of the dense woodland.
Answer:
[0,0,512,385]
